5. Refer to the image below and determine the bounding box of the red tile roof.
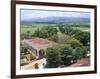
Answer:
[29,38,49,46]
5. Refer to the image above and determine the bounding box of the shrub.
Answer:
[34,63,39,69]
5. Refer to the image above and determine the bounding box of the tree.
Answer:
[26,30,30,35]
[74,31,90,46]
[45,45,74,67]
[59,25,74,36]
[26,30,31,39]
[48,34,58,42]
[20,33,28,40]
[20,30,31,40]
[20,46,28,54]
[33,26,58,38]
[66,36,88,60]
[58,24,66,33]
[66,36,83,49]
[45,47,61,68]
[33,29,40,37]
[71,46,88,62]
[59,44,73,66]
[74,47,84,59]
[34,63,39,69]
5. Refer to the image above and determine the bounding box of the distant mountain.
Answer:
[21,16,90,24]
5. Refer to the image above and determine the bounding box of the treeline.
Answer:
[59,25,90,46]
[33,26,58,38]
[45,44,87,68]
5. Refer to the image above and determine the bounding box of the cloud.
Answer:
[21,9,90,21]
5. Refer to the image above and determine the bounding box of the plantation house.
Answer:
[22,37,56,59]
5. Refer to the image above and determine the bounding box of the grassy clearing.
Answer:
[21,25,44,35]
[72,26,90,32]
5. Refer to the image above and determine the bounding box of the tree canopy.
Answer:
[45,47,61,68]
[33,26,58,38]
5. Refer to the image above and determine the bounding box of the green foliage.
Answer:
[59,24,90,46]
[58,24,66,33]
[59,25,74,35]
[45,36,88,68]
[74,47,84,59]
[81,46,88,57]
[45,44,88,68]
[59,25,83,36]
[45,47,61,68]
[20,32,32,40]
[33,26,58,38]
[66,36,88,59]
[20,59,28,66]
[66,36,83,48]
[48,34,58,42]
[20,23,89,68]
[20,46,28,54]
[74,31,90,46]
[57,32,68,44]
[72,26,89,32]
[34,63,39,69]
[20,33,27,40]
[71,46,87,61]
[59,44,73,65]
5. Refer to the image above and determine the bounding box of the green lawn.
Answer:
[72,26,90,32]
[21,26,37,35]
[21,25,44,35]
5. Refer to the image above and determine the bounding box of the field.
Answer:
[72,26,90,32]
[21,23,90,36]
[21,24,56,35]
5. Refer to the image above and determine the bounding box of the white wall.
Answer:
[0,0,100,79]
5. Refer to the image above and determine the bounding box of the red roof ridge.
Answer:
[29,37,50,46]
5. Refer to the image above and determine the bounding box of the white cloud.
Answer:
[21,9,90,21]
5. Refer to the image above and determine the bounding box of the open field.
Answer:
[21,23,90,35]
[21,24,57,35]
[72,26,90,32]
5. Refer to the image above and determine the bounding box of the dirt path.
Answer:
[21,58,46,70]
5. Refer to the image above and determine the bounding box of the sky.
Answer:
[21,9,90,21]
